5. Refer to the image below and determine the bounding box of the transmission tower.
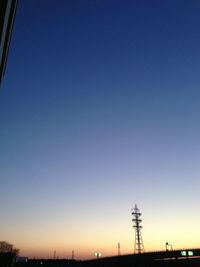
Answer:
[132,204,144,254]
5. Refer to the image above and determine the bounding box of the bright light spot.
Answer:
[188,251,194,256]
[94,252,102,257]
[181,251,187,256]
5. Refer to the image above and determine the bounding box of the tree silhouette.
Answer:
[0,241,19,255]
[0,241,19,267]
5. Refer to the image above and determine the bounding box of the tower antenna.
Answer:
[132,204,144,254]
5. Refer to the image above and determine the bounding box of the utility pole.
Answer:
[132,204,144,254]
[53,250,56,259]
[118,242,121,256]
[72,249,74,260]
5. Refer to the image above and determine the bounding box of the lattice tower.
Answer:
[132,204,144,254]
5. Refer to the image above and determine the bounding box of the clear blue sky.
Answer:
[1,0,200,259]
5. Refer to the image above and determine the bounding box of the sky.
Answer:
[1,0,200,260]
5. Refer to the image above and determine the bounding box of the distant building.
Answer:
[0,0,18,86]
[16,256,28,263]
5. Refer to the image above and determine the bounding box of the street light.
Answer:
[94,252,102,259]
[165,242,173,251]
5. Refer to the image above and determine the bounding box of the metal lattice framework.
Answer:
[132,204,144,254]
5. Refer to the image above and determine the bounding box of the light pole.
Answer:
[165,242,173,251]
[94,252,101,259]
[118,242,121,256]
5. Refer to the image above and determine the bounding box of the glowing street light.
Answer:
[94,252,102,259]
[165,242,173,251]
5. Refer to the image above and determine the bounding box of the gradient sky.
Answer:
[1,0,200,260]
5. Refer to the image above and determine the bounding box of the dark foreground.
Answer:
[2,249,200,267]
